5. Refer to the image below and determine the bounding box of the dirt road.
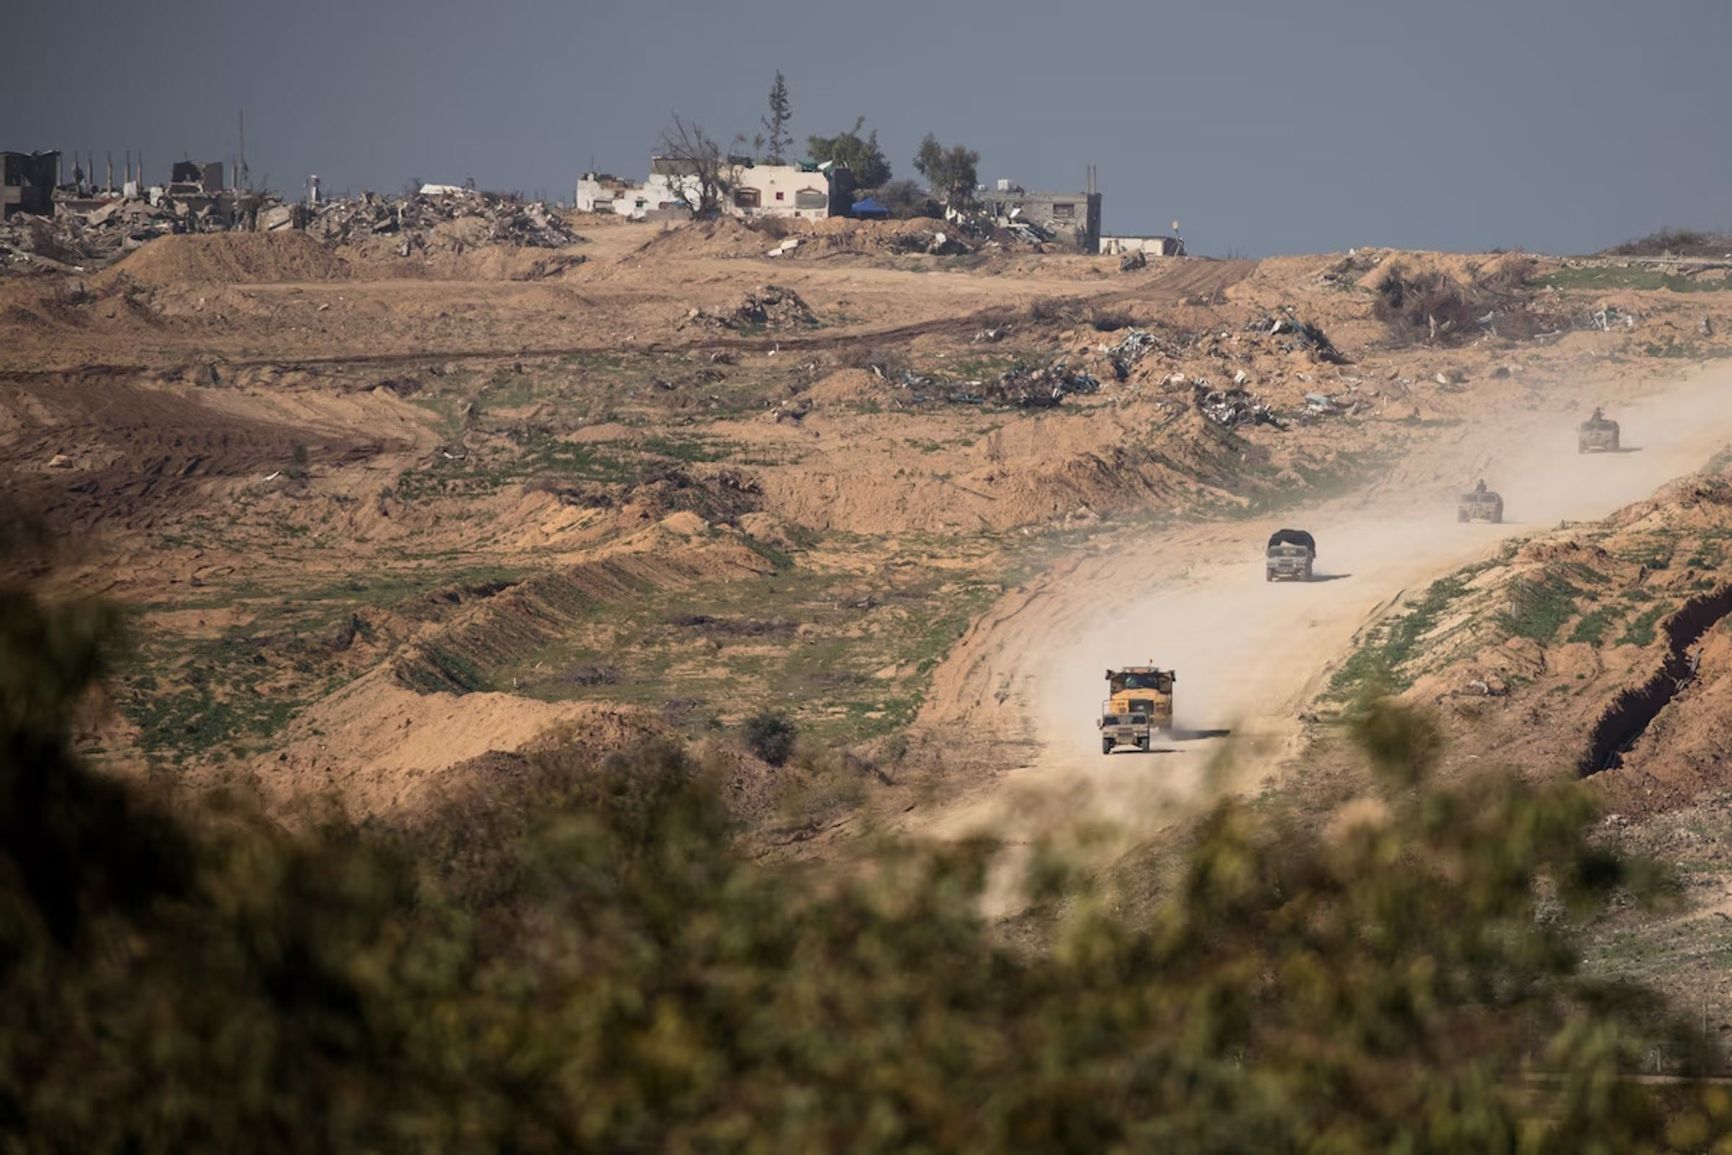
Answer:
[918,361,1732,843]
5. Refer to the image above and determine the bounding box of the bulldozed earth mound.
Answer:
[393,529,775,695]
[1334,464,1732,818]
[100,230,353,286]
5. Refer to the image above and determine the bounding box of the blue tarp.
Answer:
[851,197,890,219]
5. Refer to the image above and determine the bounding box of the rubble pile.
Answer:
[0,198,177,271]
[307,188,579,254]
[688,284,819,331]
[1245,310,1348,364]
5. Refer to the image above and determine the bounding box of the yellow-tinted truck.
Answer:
[1100,666,1176,754]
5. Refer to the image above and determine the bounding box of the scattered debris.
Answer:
[1246,310,1348,364]
[1194,383,1284,429]
[885,358,1099,409]
[1119,249,1148,272]
[1588,305,1636,332]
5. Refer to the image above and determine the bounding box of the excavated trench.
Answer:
[1579,584,1732,776]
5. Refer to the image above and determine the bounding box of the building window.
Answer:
[734,188,761,209]
[775,190,785,201]
[1051,202,1076,220]
[794,189,826,210]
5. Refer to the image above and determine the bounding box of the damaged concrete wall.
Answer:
[977,188,1102,251]
[2,151,59,219]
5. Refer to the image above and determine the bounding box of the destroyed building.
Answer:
[2,151,58,219]
[577,160,698,220]
[168,161,225,196]
[975,178,1103,251]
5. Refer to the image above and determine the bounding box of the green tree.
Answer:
[762,71,793,164]
[865,178,940,220]
[807,116,892,188]
[914,133,980,210]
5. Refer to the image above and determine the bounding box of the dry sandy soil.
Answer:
[5,218,1732,882]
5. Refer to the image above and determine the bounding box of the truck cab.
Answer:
[1457,479,1504,523]
[1578,407,1620,453]
[1266,528,1316,582]
[1100,666,1176,754]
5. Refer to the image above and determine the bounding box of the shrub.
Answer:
[742,710,797,766]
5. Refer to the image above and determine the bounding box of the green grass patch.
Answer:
[1568,606,1622,645]
[1618,604,1668,647]
[1497,573,1583,643]
[1537,267,1732,294]
[1329,565,1486,699]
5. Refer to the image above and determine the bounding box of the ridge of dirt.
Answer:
[99,231,353,287]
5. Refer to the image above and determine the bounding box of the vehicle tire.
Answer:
[1102,738,1113,756]
[1457,510,1468,523]
[1137,737,1150,752]
[1265,570,1273,582]
[1612,431,1620,451]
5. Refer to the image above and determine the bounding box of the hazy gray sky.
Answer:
[12,0,1730,255]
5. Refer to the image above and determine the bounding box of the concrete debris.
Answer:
[1587,305,1636,331]
[0,197,177,269]
[3,184,578,275]
[307,187,578,252]
[1245,309,1348,364]
[1103,329,1163,363]
[1119,249,1148,272]
[685,284,819,332]
[766,237,801,258]
[1100,328,1174,380]
[926,231,970,256]
[972,324,1012,343]
[1194,383,1284,430]
[1702,314,1715,337]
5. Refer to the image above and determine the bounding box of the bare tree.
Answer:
[656,115,738,218]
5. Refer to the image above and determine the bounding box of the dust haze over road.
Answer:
[921,362,1732,843]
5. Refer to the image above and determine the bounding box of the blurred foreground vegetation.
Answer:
[6,526,1732,1153]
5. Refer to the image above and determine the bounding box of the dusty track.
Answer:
[915,361,1732,843]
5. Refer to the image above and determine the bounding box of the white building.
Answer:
[577,158,847,221]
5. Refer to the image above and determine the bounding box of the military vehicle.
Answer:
[1265,528,1317,581]
[1457,479,1504,524]
[1578,407,1620,453]
[1100,666,1176,754]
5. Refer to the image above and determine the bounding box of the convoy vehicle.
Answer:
[1100,666,1176,754]
[1578,407,1620,453]
[1458,479,1504,523]
[1265,528,1316,582]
